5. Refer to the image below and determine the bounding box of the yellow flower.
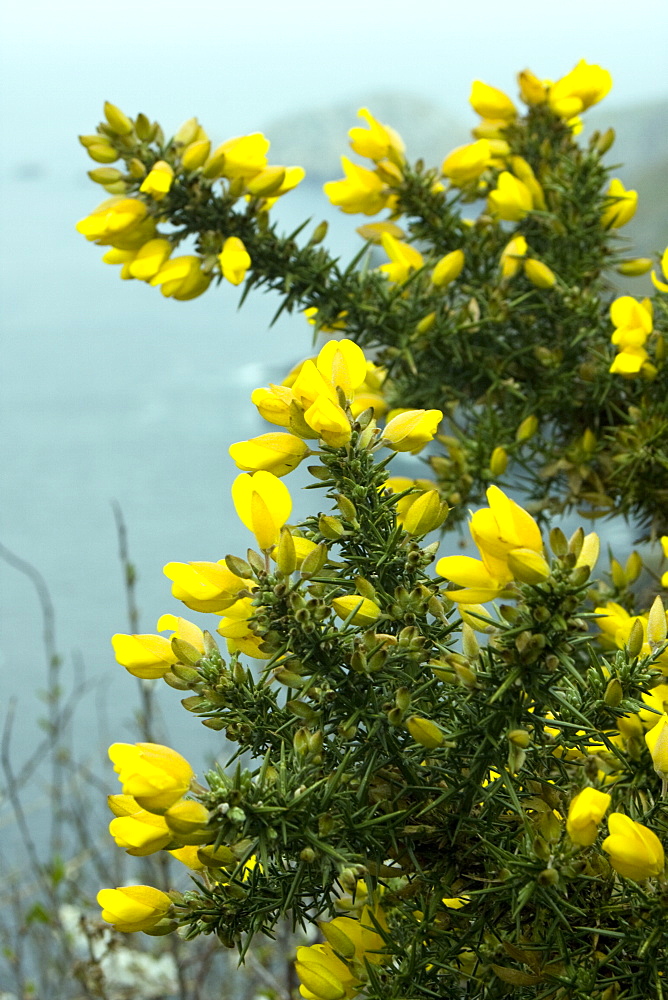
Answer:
[128,238,172,281]
[356,221,405,244]
[304,396,353,448]
[601,179,638,229]
[471,485,542,565]
[441,139,492,186]
[378,233,424,283]
[487,172,533,221]
[169,845,208,870]
[231,471,292,551]
[296,905,387,999]
[218,236,251,285]
[499,236,528,279]
[332,595,381,626]
[431,249,465,288]
[384,477,432,524]
[109,742,194,814]
[611,296,653,335]
[381,409,442,454]
[442,894,470,909]
[316,339,368,400]
[348,107,405,166]
[97,885,173,933]
[208,133,269,180]
[602,813,665,880]
[324,156,390,215]
[111,631,178,680]
[640,684,668,727]
[645,714,668,786]
[436,486,546,602]
[102,246,137,279]
[318,913,381,963]
[651,248,668,292]
[139,160,174,201]
[163,560,252,614]
[566,787,611,846]
[435,554,506,605]
[295,942,358,1000]
[229,432,309,476]
[469,81,517,122]
[548,60,612,117]
[251,383,296,427]
[217,596,269,659]
[76,197,149,245]
[575,532,600,573]
[108,798,173,856]
[609,295,653,375]
[509,156,546,211]
[150,255,212,300]
[292,360,339,411]
[518,69,548,106]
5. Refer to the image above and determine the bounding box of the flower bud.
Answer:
[274,527,297,576]
[604,678,624,708]
[164,799,210,837]
[88,167,124,185]
[626,618,645,657]
[616,258,653,277]
[181,139,211,171]
[516,414,538,442]
[300,542,328,579]
[104,102,134,136]
[402,490,448,535]
[406,715,444,749]
[508,729,531,748]
[489,446,508,476]
[174,117,200,146]
[524,259,557,289]
[647,595,667,651]
[319,514,346,540]
[507,548,550,584]
[332,595,381,627]
[86,142,120,164]
[395,687,411,712]
[431,249,465,288]
[309,220,329,245]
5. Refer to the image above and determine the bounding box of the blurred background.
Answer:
[0,0,667,991]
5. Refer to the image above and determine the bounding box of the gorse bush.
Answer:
[77,61,668,998]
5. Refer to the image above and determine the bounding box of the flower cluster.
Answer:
[77,103,305,299]
[296,903,388,1000]
[435,485,556,602]
[608,295,655,376]
[324,108,405,216]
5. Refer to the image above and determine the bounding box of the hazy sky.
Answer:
[2,0,667,160]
